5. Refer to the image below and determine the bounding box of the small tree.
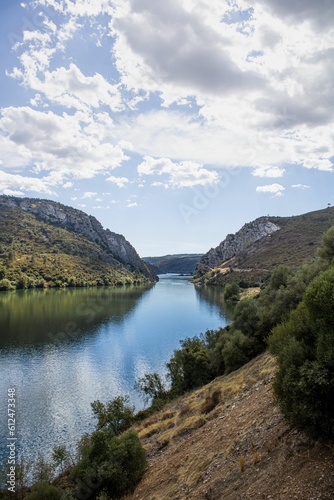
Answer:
[318,226,334,264]
[73,398,147,500]
[91,396,134,435]
[33,454,54,484]
[135,373,167,405]
[224,283,240,301]
[52,445,71,474]
[166,337,212,395]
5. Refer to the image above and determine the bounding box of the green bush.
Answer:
[269,266,334,439]
[224,283,240,301]
[73,429,146,499]
[221,330,254,373]
[27,482,62,500]
[0,278,14,291]
[166,337,213,395]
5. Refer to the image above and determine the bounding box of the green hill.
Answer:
[0,196,156,290]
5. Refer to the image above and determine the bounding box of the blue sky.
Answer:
[0,0,333,256]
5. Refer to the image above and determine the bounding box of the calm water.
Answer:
[0,276,232,467]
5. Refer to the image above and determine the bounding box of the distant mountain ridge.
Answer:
[144,254,202,275]
[0,196,156,289]
[194,207,334,286]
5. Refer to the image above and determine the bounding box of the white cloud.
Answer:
[82,192,97,199]
[15,63,123,112]
[106,176,129,188]
[2,189,25,196]
[127,202,138,208]
[0,170,53,194]
[256,183,285,196]
[138,156,219,188]
[292,184,310,189]
[0,107,127,183]
[63,182,73,188]
[1,0,334,199]
[109,0,334,172]
[252,166,285,178]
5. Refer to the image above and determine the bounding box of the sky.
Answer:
[0,0,333,256]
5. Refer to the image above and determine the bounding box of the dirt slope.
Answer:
[127,354,334,500]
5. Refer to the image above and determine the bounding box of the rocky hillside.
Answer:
[194,207,334,286]
[144,254,202,275]
[128,353,334,500]
[0,196,156,289]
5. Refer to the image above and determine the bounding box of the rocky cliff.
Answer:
[0,195,156,281]
[195,218,280,277]
[194,208,334,287]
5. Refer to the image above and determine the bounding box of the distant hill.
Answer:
[144,254,202,275]
[194,207,334,287]
[0,196,156,290]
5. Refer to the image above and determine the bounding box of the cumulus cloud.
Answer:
[11,63,123,112]
[106,176,129,188]
[111,0,264,99]
[138,156,219,188]
[252,166,285,178]
[256,183,285,196]
[0,170,53,194]
[0,107,127,183]
[248,0,334,29]
[1,0,333,197]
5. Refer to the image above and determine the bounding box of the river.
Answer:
[0,275,232,468]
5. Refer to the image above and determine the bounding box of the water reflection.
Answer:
[0,279,231,469]
[195,285,236,321]
[0,286,153,349]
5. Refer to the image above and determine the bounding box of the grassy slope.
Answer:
[128,353,334,500]
[194,206,334,286]
[0,207,150,288]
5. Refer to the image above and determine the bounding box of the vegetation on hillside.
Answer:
[0,207,151,290]
[2,224,334,498]
[136,227,334,443]
[194,206,334,287]
[1,397,146,499]
[269,227,334,439]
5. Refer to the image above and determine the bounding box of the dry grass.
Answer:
[239,287,261,300]
[128,352,334,500]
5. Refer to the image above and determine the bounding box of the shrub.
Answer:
[166,337,213,395]
[27,482,62,500]
[224,283,240,301]
[135,373,167,406]
[91,396,134,434]
[200,389,221,414]
[222,330,254,373]
[269,265,334,440]
[73,429,146,499]
[0,278,15,291]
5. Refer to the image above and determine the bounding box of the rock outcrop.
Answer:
[195,218,280,277]
[0,195,156,281]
